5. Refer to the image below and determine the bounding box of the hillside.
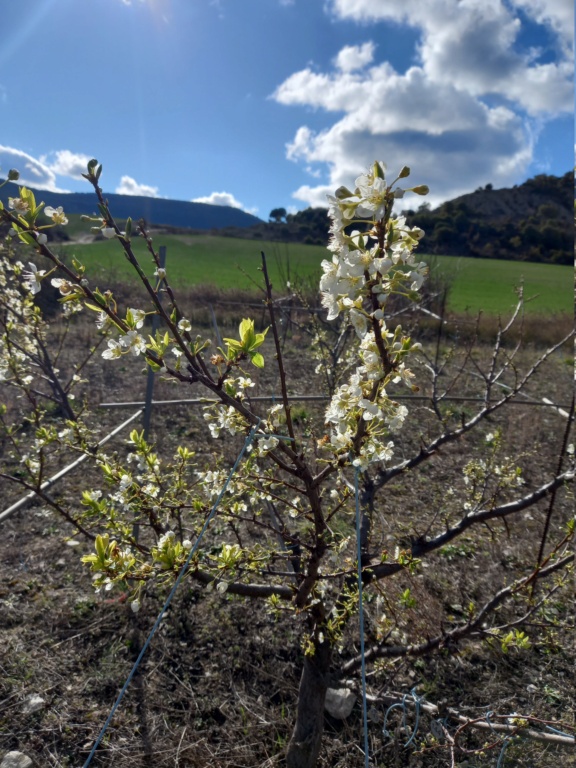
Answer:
[218,172,573,265]
[0,181,262,230]
[406,171,573,263]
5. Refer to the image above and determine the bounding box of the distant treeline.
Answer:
[220,171,573,265]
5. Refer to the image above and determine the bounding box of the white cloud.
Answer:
[334,42,375,72]
[1,145,97,190]
[275,1,572,208]
[275,66,381,112]
[278,61,532,208]
[40,149,93,180]
[0,145,69,192]
[192,191,257,215]
[325,0,573,114]
[510,0,574,53]
[305,165,322,178]
[115,175,160,197]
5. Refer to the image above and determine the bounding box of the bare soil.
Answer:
[0,304,574,768]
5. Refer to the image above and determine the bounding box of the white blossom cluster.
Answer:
[102,307,148,359]
[321,163,427,470]
[0,257,36,384]
[203,404,248,439]
[320,163,427,325]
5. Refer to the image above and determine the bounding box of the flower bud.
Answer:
[334,185,353,200]
[7,169,20,181]
[411,185,429,195]
[398,166,410,178]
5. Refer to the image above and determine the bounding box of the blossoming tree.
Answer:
[0,161,573,768]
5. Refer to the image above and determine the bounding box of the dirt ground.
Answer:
[0,298,574,768]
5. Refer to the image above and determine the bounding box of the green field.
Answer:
[427,253,573,315]
[59,233,573,316]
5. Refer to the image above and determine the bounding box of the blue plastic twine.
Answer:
[382,688,421,747]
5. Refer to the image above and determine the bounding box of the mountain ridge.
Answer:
[0,181,263,230]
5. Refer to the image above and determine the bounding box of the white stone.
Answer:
[324,687,356,719]
[22,694,46,714]
[1,752,33,768]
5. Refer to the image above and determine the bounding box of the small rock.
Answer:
[526,684,538,694]
[22,694,46,714]
[324,687,356,719]
[1,752,33,768]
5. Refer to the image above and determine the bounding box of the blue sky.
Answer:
[0,0,573,217]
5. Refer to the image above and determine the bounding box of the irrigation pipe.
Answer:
[98,394,573,409]
[461,367,571,419]
[364,691,575,748]
[0,409,143,524]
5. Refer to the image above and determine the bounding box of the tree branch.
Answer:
[339,553,573,675]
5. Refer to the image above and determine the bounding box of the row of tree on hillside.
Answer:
[247,172,572,264]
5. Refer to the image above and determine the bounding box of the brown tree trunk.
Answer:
[286,640,332,768]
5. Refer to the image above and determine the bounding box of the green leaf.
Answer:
[239,318,255,344]
[334,185,353,200]
[17,231,36,246]
[20,187,36,212]
[92,289,108,307]
[71,257,85,273]
[223,338,243,354]
[95,534,108,560]
[58,293,83,304]
[250,351,265,368]
[84,302,105,312]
